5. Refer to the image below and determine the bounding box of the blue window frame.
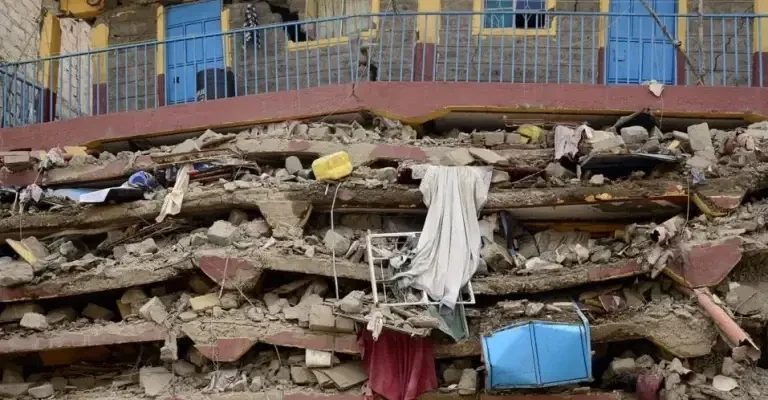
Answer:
[483,0,550,29]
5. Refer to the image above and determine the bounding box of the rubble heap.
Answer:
[0,113,767,399]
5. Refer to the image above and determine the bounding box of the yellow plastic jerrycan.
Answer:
[311,151,353,181]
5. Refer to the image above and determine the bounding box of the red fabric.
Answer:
[358,329,438,400]
[636,374,662,400]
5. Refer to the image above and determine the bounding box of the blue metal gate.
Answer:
[165,0,224,105]
[607,0,677,84]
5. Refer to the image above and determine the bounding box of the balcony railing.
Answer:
[1,11,766,128]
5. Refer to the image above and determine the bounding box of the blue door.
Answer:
[607,0,677,84]
[166,0,223,105]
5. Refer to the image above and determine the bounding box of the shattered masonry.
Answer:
[1,116,768,400]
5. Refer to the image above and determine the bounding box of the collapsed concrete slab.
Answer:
[0,321,170,355]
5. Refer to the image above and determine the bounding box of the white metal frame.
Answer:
[365,230,476,307]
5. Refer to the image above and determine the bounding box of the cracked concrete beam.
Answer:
[0,321,169,355]
[0,139,553,188]
[0,179,691,240]
[0,257,195,303]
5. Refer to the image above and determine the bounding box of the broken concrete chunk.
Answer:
[139,366,173,397]
[188,276,213,295]
[207,220,237,246]
[263,293,289,314]
[290,366,316,385]
[457,368,478,395]
[608,358,636,377]
[139,297,168,325]
[220,291,241,310]
[58,241,79,260]
[441,148,474,166]
[544,162,575,180]
[189,293,220,312]
[45,307,77,325]
[82,303,115,320]
[125,238,158,256]
[688,122,714,153]
[491,169,510,184]
[285,156,303,175]
[324,230,351,255]
[171,138,200,154]
[481,242,515,272]
[338,290,364,313]
[173,360,196,377]
[589,174,605,186]
[468,147,508,165]
[0,261,34,287]
[27,383,53,399]
[20,313,48,331]
[228,209,248,227]
[309,304,336,332]
[0,302,44,322]
[0,383,31,398]
[712,375,738,392]
[443,367,462,385]
[620,126,650,148]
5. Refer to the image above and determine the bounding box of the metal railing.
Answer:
[1,11,766,128]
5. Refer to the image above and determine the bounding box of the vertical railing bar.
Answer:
[499,14,506,82]
[710,16,715,86]
[466,13,472,82]
[272,27,278,92]
[443,15,450,81]
[523,12,528,83]
[487,17,493,83]
[433,12,439,82]
[234,32,239,96]
[625,13,630,84]
[143,44,148,109]
[546,13,552,83]
[284,26,290,91]
[580,14,584,83]
[454,15,461,82]
[734,16,739,85]
[534,13,540,83]
[747,17,752,87]
[760,17,764,87]
[722,18,727,86]
[133,47,138,111]
[388,14,396,81]
[420,15,426,81]
[124,48,128,111]
[568,15,573,83]
[555,10,560,83]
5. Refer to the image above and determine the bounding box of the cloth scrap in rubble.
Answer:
[359,329,437,400]
[391,165,492,309]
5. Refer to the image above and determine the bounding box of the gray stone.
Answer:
[0,261,33,287]
[457,369,478,395]
[589,174,605,186]
[20,313,48,331]
[491,169,510,184]
[375,167,398,183]
[27,383,54,399]
[82,303,115,320]
[46,307,77,325]
[620,126,650,146]
[687,154,713,169]
[688,123,714,153]
[243,219,271,238]
[506,132,525,144]
[285,156,303,175]
[220,291,241,310]
[721,357,744,378]
[250,376,264,392]
[125,238,158,255]
[263,293,288,315]
[309,304,336,332]
[228,209,249,226]
[481,242,514,272]
[207,220,236,246]
[139,297,168,325]
[173,360,196,377]
[338,290,364,313]
[2,366,23,384]
[308,126,331,140]
[608,358,636,376]
[290,366,316,385]
[469,147,508,165]
[50,377,67,391]
[440,148,474,166]
[0,302,43,322]
[590,248,612,263]
[172,139,200,154]
[640,138,661,153]
[139,366,173,397]
[475,131,505,146]
[58,241,79,260]
[324,230,351,255]
[0,384,31,397]
[178,311,198,322]
[545,162,575,180]
[443,367,462,384]
[524,302,545,317]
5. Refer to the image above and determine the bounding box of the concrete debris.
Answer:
[457,368,478,395]
[27,383,54,399]
[207,220,237,245]
[712,375,738,392]
[126,238,159,255]
[324,230,351,255]
[19,312,48,331]
[139,297,168,324]
[0,302,44,322]
[0,261,34,287]
[139,366,173,397]
[190,293,221,311]
[45,307,77,325]
[82,303,115,320]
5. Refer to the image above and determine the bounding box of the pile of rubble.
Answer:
[0,113,767,400]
